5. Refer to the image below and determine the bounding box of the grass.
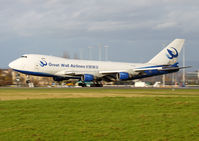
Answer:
[0,88,199,100]
[0,88,199,140]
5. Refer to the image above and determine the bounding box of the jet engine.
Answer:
[117,72,130,80]
[81,74,94,82]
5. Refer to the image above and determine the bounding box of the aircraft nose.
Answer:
[9,58,25,70]
[8,61,16,69]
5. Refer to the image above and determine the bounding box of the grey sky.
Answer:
[0,0,199,70]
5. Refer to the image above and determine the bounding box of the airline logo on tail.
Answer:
[166,47,178,59]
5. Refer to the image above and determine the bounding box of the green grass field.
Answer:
[0,88,199,141]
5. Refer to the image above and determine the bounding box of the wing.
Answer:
[53,65,191,82]
[99,65,191,81]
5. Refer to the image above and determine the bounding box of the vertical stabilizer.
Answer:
[148,39,185,65]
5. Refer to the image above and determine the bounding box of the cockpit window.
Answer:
[21,56,27,58]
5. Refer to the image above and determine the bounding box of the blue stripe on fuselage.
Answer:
[13,69,81,80]
[13,69,56,77]
[136,62,179,69]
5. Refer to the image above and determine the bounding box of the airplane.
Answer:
[9,39,190,87]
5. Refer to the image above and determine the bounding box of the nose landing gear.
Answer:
[26,75,34,87]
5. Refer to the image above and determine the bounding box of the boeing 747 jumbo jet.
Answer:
[9,39,190,87]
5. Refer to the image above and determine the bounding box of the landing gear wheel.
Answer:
[82,83,87,87]
[99,84,103,87]
[78,83,87,87]
[97,84,103,87]
[90,84,95,87]
[91,82,103,87]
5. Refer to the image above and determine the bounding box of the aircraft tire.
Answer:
[82,83,87,87]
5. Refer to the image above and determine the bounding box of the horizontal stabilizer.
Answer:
[161,66,192,71]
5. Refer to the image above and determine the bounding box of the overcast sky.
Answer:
[0,0,199,70]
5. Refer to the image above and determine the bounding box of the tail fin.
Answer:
[148,39,185,65]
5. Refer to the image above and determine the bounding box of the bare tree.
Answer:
[73,53,79,59]
[0,69,12,86]
[62,51,70,59]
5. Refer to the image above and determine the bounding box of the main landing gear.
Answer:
[78,82,87,87]
[90,81,103,87]
[78,81,103,87]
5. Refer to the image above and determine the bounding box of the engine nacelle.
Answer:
[53,76,69,82]
[81,74,94,82]
[117,72,130,80]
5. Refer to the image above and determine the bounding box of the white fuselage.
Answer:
[9,54,147,78]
